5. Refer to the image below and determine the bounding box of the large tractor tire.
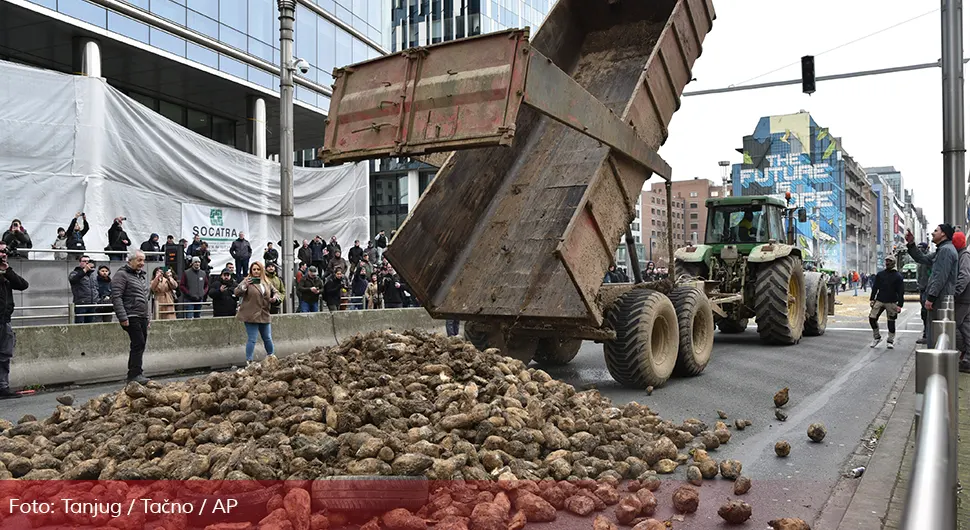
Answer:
[603,289,679,388]
[674,259,707,280]
[717,318,749,334]
[804,272,828,336]
[669,286,715,377]
[534,338,582,367]
[463,322,538,364]
[754,256,806,345]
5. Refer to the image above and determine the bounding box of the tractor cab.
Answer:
[705,196,788,246]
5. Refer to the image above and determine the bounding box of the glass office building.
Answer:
[371,0,551,236]
[1,0,386,155]
[387,0,549,52]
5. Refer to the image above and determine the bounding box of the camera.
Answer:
[293,57,310,75]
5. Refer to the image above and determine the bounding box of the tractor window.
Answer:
[705,205,769,244]
[767,207,786,242]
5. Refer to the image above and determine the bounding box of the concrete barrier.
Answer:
[10,309,444,388]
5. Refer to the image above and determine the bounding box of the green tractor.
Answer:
[673,194,829,344]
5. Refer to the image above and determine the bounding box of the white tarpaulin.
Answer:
[0,59,368,262]
[181,204,251,271]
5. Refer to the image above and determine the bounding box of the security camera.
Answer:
[293,57,310,75]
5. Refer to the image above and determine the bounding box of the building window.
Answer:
[690,213,698,219]
[690,223,699,229]
[711,191,720,197]
[690,192,698,197]
[689,203,698,209]
[632,222,640,231]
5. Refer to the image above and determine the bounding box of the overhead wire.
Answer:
[727,7,940,88]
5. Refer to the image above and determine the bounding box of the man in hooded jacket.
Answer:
[141,234,161,261]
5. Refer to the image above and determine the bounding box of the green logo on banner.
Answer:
[210,208,224,226]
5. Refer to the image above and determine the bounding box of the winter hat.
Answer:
[940,223,956,240]
[221,268,232,275]
[308,266,318,273]
[954,231,967,250]
[57,227,65,235]
[918,242,929,250]
[191,256,201,263]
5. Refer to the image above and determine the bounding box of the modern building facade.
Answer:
[866,166,903,199]
[639,187,686,268]
[387,0,549,52]
[731,111,874,273]
[370,0,553,236]
[1,0,385,157]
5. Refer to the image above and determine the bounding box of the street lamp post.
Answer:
[278,0,296,312]
[718,160,731,197]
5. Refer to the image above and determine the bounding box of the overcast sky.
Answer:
[658,0,952,224]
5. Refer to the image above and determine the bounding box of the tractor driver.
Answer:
[736,210,755,242]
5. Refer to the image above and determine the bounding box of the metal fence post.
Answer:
[67,302,75,325]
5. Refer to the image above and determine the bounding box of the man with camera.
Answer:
[2,219,32,259]
[0,246,28,398]
[68,255,99,323]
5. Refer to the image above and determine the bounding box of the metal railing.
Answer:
[10,247,166,261]
[902,295,959,530]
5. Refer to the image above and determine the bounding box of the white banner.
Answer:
[181,203,250,271]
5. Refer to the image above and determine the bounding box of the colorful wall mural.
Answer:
[732,112,847,271]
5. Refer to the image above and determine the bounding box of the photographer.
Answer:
[0,246,29,399]
[68,255,99,323]
[107,217,131,261]
[263,242,279,265]
[2,219,32,259]
[65,212,89,253]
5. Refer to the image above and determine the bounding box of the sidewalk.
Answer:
[836,348,970,529]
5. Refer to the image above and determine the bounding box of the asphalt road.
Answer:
[540,298,921,528]
[0,293,920,529]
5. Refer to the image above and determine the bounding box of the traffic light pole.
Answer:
[942,0,966,226]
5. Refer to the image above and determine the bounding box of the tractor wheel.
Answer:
[717,318,749,334]
[674,259,707,280]
[463,322,538,364]
[603,289,679,388]
[669,286,715,377]
[804,272,828,336]
[754,256,806,345]
[534,338,582,367]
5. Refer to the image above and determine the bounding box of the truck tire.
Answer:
[804,272,828,336]
[311,476,430,513]
[669,286,714,376]
[603,289,679,388]
[463,322,537,364]
[717,318,748,334]
[754,256,806,345]
[534,338,582,366]
[674,259,707,280]
[463,321,490,351]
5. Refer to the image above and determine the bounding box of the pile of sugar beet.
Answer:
[0,330,812,530]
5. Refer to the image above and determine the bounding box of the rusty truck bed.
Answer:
[328,0,714,332]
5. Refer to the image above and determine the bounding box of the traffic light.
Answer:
[801,55,816,94]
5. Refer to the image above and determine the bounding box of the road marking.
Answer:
[745,326,920,334]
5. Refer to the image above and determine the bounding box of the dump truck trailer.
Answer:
[323,0,719,388]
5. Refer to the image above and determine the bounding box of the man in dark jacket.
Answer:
[68,255,99,323]
[110,250,150,384]
[323,269,345,311]
[309,236,327,273]
[229,233,252,282]
[65,213,89,252]
[298,266,325,312]
[0,245,28,399]
[348,240,364,267]
[187,235,202,258]
[326,236,341,258]
[264,242,279,265]
[2,219,32,259]
[298,239,312,266]
[365,241,378,264]
[923,224,958,313]
[208,268,238,317]
[351,269,368,310]
[140,233,161,261]
[381,269,405,309]
[107,218,131,261]
[869,256,904,349]
[907,231,935,344]
[180,257,209,319]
